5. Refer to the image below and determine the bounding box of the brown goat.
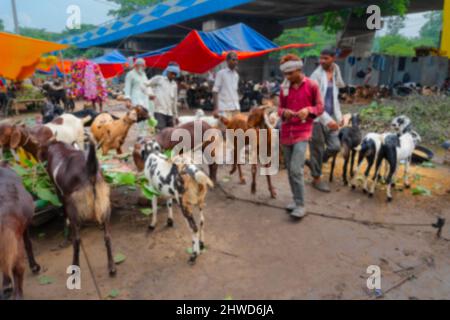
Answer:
[0,164,40,300]
[92,109,138,155]
[9,125,54,161]
[39,141,116,276]
[134,120,218,183]
[246,106,278,198]
[218,113,249,185]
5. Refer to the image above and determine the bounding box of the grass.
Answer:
[342,96,450,147]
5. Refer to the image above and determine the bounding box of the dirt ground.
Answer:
[2,102,450,300]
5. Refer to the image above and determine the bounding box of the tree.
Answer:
[386,16,405,35]
[373,34,435,56]
[106,0,163,17]
[419,11,443,47]
[273,26,336,58]
[308,0,410,34]
[0,19,4,31]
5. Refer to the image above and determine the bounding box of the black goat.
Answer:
[329,114,362,185]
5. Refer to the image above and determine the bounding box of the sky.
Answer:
[0,0,119,32]
[0,0,430,37]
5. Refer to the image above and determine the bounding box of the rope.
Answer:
[215,183,442,230]
[80,241,103,300]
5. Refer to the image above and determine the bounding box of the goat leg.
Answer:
[251,164,257,194]
[199,207,205,251]
[103,219,117,277]
[403,158,411,189]
[237,164,246,184]
[386,162,398,202]
[329,154,337,183]
[147,196,158,232]
[2,275,12,299]
[264,164,277,198]
[23,228,40,274]
[12,263,25,300]
[350,149,356,178]
[180,204,200,264]
[166,199,174,228]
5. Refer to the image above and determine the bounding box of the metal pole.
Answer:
[11,0,19,34]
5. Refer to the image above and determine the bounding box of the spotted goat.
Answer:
[134,139,214,264]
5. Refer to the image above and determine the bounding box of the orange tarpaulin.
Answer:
[0,32,68,81]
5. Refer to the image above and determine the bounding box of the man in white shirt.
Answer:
[149,63,180,131]
[124,58,154,114]
[213,52,240,118]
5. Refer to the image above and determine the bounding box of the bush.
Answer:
[356,96,450,146]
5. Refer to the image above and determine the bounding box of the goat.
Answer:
[45,114,89,150]
[134,140,214,264]
[0,164,41,300]
[0,123,14,158]
[8,124,54,161]
[246,106,279,198]
[178,109,220,128]
[350,133,385,193]
[39,141,116,276]
[218,113,249,185]
[92,109,138,155]
[369,116,421,201]
[42,82,75,112]
[329,113,362,185]
[138,120,218,183]
[42,103,113,127]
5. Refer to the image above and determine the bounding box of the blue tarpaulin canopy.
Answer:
[138,23,311,73]
[91,50,128,64]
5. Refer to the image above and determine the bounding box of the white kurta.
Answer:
[124,69,154,114]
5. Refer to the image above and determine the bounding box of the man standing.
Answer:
[278,54,324,220]
[124,58,154,113]
[309,48,345,192]
[213,52,240,118]
[149,63,180,131]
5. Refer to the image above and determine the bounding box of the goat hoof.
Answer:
[368,193,374,198]
[147,225,155,233]
[240,179,246,185]
[270,191,277,199]
[188,254,197,265]
[31,264,41,274]
[387,197,393,202]
[109,267,117,277]
[200,241,205,251]
[167,219,174,228]
[363,189,368,194]
[351,185,356,190]
[2,287,12,300]
[405,184,411,189]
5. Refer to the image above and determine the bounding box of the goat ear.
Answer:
[9,128,22,149]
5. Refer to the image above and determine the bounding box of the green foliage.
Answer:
[308,0,410,34]
[11,162,62,207]
[386,16,405,36]
[273,26,336,58]
[106,0,163,17]
[15,24,104,60]
[356,96,450,146]
[373,34,436,56]
[419,11,443,47]
[0,19,4,31]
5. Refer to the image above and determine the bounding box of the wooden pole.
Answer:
[58,51,68,86]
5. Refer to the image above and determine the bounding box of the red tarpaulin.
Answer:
[140,24,312,74]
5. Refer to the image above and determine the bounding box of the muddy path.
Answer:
[3,103,450,300]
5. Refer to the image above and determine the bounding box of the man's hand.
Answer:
[327,120,339,131]
[297,108,310,121]
[283,109,296,120]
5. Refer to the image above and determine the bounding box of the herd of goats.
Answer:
[0,78,425,299]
